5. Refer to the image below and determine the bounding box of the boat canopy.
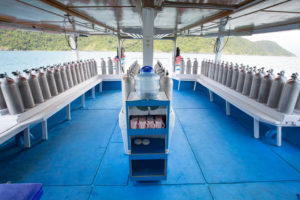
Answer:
[0,0,300,38]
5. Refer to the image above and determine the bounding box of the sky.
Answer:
[243,30,300,57]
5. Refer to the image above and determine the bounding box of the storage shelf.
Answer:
[130,159,166,178]
[128,128,168,136]
[130,137,166,154]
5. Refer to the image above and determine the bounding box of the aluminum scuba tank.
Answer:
[28,72,44,104]
[213,62,219,81]
[1,76,25,114]
[186,58,192,74]
[115,61,120,74]
[160,71,173,101]
[0,74,7,110]
[82,62,88,81]
[295,92,300,111]
[221,62,228,85]
[54,68,64,93]
[70,64,78,86]
[267,71,286,108]
[211,62,216,79]
[86,60,92,78]
[226,62,233,87]
[257,69,274,103]
[78,62,85,82]
[217,62,224,83]
[200,60,205,75]
[65,64,74,88]
[47,69,58,96]
[236,65,246,93]
[15,71,35,109]
[242,66,253,96]
[180,58,185,74]
[278,73,300,114]
[108,57,113,74]
[38,69,52,100]
[230,64,239,90]
[93,59,98,76]
[249,68,263,99]
[60,66,69,91]
[101,58,107,75]
[192,58,198,75]
[121,71,135,110]
[75,63,82,83]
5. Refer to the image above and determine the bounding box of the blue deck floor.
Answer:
[1,87,300,200]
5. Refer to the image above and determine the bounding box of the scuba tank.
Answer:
[242,66,253,96]
[192,58,198,75]
[278,73,300,114]
[236,65,246,93]
[78,62,85,82]
[0,74,7,110]
[267,71,286,108]
[200,60,205,75]
[180,58,185,74]
[93,59,98,76]
[115,61,120,74]
[249,68,263,99]
[86,60,92,78]
[1,76,25,114]
[295,92,300,111]
[210,62,216,79]
[213,62,219,81]
[75,63,82,83]
[60,66,69,91]
[108,57,114,74]
[70,64,78,86]
[27,72,44,104]
[54,68,64,93]
[101,58,107,75]
[38,69,52,100]
[230,64,239,90]
[221,62,228,85]
[121,71,135,110]
[15,71,35,109]
[82,62,88,80]
[186,58,192,74]
[47,69,58,96]
[160,71,173,101]
[65,64,74,88]
[217,62,224,83]
[257,69,274,103]
[226,62,233,87]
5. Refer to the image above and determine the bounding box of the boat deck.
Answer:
[1,84,300,200]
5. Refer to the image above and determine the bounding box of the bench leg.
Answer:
[209,90,214,102]
[81,94,85,108]
[277,126,282,147]
[99,82,102,93]
[254,118,259,139]
[193,81,197,91]
[42,120,48,140]
[178,80,181,91]
[24,127,31,148]
[66,104,71,121]
[226,101,231,116]
[92,87,95,99]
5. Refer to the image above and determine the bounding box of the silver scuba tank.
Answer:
[87,60,93,77]
[47,69,58,96]
[278,73,300,114]
[213,62,219,81]
[236,65,246,93]
[38,69,52,100]
[217,62,224,83]
[221,62,228,85]
[162,71,173,101]
[93,59,98,75]
[108,57,114,75]
[1,76,25,114]
[226,62,233,87]
[180,58,185,74]
[54,68,64,93]
[65,64,74,88]
[0,74,7,110]
[60,66,69,91]
[211,62,216,79]
[186,58,192,74]
[249,68,263,99]
[121,71,135,110]
[192,58,198,75]
[101,58,107,75]
[115,61,120,74]
[15,72,35,109]
[267,71,286,108]
[230,64,239,90]
[78,62,85,81]
[242,66,253,96]
[86,60,92,78]
[70,64,78,86]
[82,62,88,80]
[200,60,205,75]
[295,92,300,111]
[257,69,274,103]
[75,63,82,83]
[28,72,44,104]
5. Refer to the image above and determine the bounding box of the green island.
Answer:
[0,29,294,57]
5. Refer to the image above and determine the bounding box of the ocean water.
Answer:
[0,51,299,77]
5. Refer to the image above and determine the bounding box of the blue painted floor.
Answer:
[1,89,300,200]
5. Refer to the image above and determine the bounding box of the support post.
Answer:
[117,33,123,73]
[277,126,282,147]
[172,36,177,73]
[92,87,95,99]
[66,104,71,120]
[81,94,85,108]
[99,82,102,92]
[209,90,214,102]
[226,101,231,116]
[193,81,197,91]
[142,8,155,67]
[42,120,48,140]
[70,34,79,61]
[254,118,259,139]
[24,127,31,148]
[214,18,227,63]
[178,80,181,91]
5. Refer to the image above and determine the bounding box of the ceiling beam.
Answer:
[39,0,116,32]
[163,1,237,10]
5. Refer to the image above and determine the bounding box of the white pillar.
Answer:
[117,34,122,73]
[277,126,282,147]
[214,18,227,63]
[70,34,79,61]
[142,8,155,67]
[172,37,177,73]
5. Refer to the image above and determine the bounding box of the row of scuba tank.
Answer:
[0,59,98,115]
[201,60,300,115]
[177,58,199,75]
[154,61,173,101]
[100,57,121,75]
